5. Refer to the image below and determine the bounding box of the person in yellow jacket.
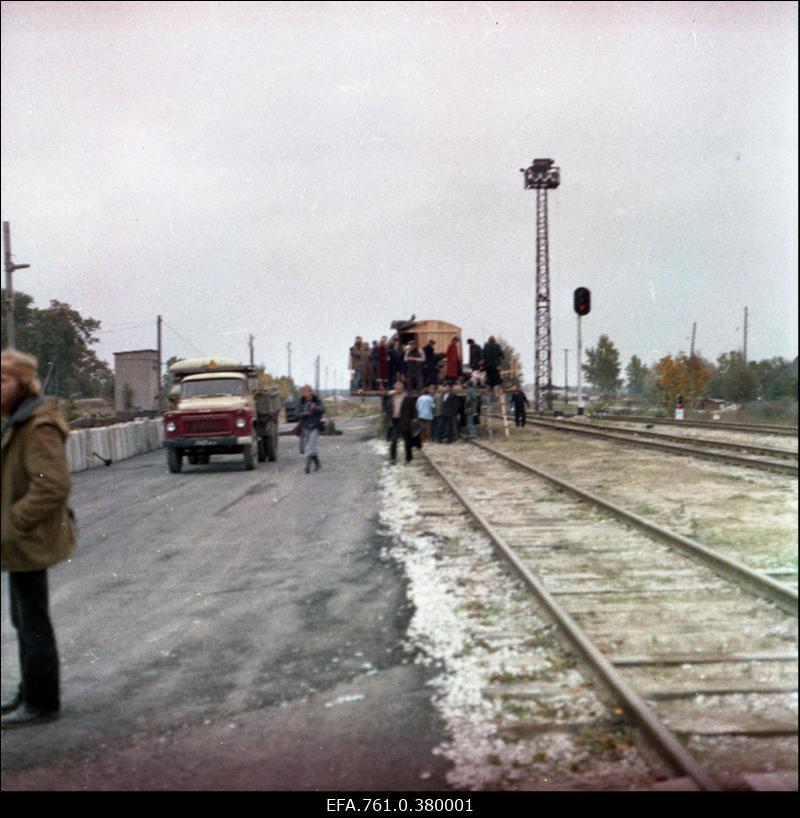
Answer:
[1,349,76,729]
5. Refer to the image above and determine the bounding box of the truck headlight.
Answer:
[166,421,177,433]
[235,417,247,428]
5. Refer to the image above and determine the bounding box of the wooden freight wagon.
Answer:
[392,319,461,357]
[350,318,464,395]
[392,318,462,384]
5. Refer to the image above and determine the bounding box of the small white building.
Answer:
[114,349,159,413]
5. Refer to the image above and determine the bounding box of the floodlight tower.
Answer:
[521,158,560,412]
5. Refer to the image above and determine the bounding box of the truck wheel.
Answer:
[167,448,183,473]
[198,453,210,465]
[243,439,257,470]
[257,437,267,462]
[266,431,278,462]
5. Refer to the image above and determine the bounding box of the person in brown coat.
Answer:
[1,349,76,729]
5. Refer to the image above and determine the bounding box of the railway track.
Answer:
[485,412,798,477]
[596,415,799,438]
[421,439,798,790]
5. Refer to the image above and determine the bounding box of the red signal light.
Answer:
[574,287,591,316]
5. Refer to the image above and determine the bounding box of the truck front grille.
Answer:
[181,415,231,436]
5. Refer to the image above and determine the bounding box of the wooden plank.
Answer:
[644,684,798,700]
[660,697,798,736]
[612,652,798,666]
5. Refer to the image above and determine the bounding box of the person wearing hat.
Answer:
[1,349,76,728]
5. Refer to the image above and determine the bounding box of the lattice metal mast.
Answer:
[521,159,560,412]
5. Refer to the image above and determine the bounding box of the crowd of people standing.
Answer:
[350,331,528,465]
[350,334,506,393]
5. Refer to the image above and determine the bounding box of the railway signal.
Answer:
[573,287,590,415]
[573,287,591,316]
[675,394,685,421]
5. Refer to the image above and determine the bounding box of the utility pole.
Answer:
[563,348,569,404]
[157,315,163,411]
[248,334,254,367]
[314,355,320,394]
[287,341,292,380]
[743,307,748,363]
[521,159,560,413]
[690,322,696,357]
[3,221,31,348]
[324,365,329,393]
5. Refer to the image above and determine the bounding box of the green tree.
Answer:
[710,351,760,403]
[625,355,649,397]
[583,335,622,395]
[1,289,113,398]
[751,357,798,401]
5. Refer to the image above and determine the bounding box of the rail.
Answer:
[485,412,798,478]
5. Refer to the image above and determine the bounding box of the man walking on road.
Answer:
[298,385,325,472]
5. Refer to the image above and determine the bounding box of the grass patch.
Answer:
[490,671,545,684]
[502,702,534,718]
[575,724,635,758]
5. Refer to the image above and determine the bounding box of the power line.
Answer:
[94,321,153,334]
[163,321,207,357]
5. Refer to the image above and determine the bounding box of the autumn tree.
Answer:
[655,353,713,407]
[583,335,622,395]
[1,290,113,398]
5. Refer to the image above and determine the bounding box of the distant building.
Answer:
[696,397,728,411]
[114,349,159,414]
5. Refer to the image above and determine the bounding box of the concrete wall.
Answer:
[67,419,163,473]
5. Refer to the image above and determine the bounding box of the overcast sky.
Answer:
[2,0,797,390]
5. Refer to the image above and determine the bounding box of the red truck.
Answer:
[162,358,281,473]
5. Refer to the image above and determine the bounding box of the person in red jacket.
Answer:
[445,336,462,383]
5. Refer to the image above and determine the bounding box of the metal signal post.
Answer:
[573,287,591,416]
[521,159,560,413]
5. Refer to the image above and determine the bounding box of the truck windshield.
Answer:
[181,379,246,398]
